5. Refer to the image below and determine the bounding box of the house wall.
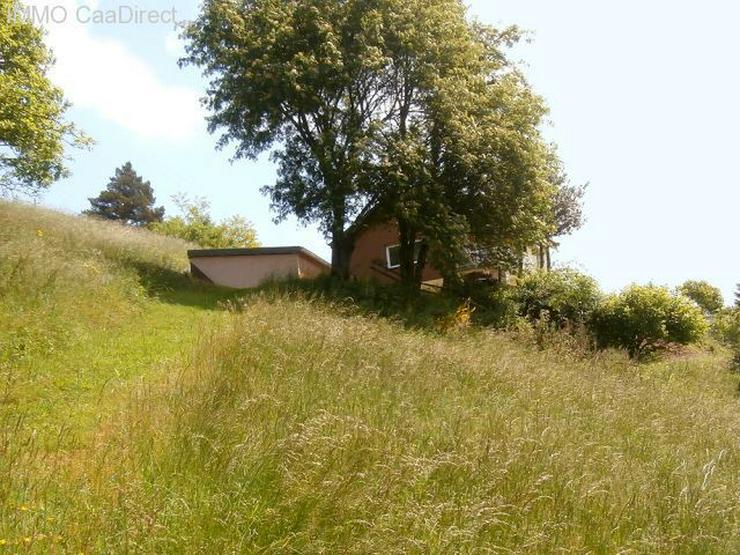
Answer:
[297,253,330,279]
[349,224,443,284]
[190,253,303,289]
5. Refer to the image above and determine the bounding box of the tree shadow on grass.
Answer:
[129,264,488,330]
[129,261,245,311]
[244,275,465,331]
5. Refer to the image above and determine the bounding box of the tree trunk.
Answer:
[330,232,354,280]
[538,244,546,269]
[413,243,429,289]
[397,219,421,292]
[327,189,353,280]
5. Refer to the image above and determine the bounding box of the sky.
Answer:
[24,0,739,303]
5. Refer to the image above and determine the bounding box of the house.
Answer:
[188,225,548,289]
[349,222,549,286]
[349,223,445,285]
[188,247,330,289]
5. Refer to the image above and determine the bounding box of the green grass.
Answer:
[1,201,738,553]
[0,202,237,433]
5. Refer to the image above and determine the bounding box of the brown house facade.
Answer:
[349,223,549,286]
[349,223,445,285]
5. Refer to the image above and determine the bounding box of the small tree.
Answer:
[513,269,602,328]
[84,163,164,226]
[590,285,708,359]
[735,284,739,308]
[541,174,588,269]
[552,180,587,240]
[150,195,259,248]
[677,280,725,315]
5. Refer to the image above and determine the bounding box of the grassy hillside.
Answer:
[0,202,236,431]
[1,201,738,553]
[2,200,189,364]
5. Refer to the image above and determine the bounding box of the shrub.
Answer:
[712,309,740,345]
[453,281,519,328]
[512,269,602,328]
[590,285,709,359]
[712,308,740,371]
[150,194,259,248]
[677,280,725,315]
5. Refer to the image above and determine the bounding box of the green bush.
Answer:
[677,280,725,315]
[150,194,259,248]
[712,308,740,371]
[512,269,602,328]
[452,281,519,328]
[590,285,709,359]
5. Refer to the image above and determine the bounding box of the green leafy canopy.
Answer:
[150,194,260,249]
[677,279,726,315]
[0,0,90,195]
[183,0,577,280]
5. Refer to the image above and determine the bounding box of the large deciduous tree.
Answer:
[369,22,563,288]
[184,0,396,277]
[84,162,165,226]
[184,0,568,282]
[0,0,88,195]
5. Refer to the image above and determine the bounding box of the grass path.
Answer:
[0,289,237,552]
[3,290,232,448]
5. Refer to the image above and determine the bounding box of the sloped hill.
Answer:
[1,199,248,419]
[57,299,738,553]
[1,200,192,363]
[0,202,738,553]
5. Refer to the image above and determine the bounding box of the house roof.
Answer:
[187,247,331,269]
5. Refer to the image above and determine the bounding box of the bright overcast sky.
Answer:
[32,0,739,303]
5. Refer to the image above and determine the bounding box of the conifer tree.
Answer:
[84,162,164,226]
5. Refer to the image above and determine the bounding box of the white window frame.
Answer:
[385,244,401,269]
[385,240,423,270]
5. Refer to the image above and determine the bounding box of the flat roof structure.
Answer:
[188,247,330,289]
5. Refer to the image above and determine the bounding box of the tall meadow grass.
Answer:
[0,201,199,551]
[0,201,193,365]
[1,201,738,553]
[35,297,739,553]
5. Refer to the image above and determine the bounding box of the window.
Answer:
[385,241,423,269]
[386,244,401,269]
